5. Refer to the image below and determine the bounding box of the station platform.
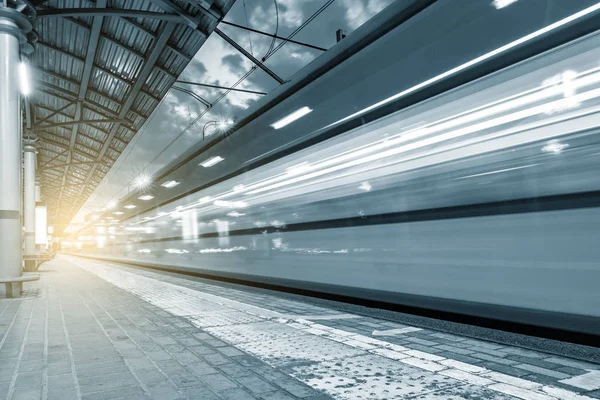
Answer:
[1,256,599,400]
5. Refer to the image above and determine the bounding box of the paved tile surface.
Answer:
[0,259,332,400]
[1,254,599,400]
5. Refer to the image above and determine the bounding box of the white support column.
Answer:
[0,5,33,295]
[23,140,36,257]
[0,16,24,289]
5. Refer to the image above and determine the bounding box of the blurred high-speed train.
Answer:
[70,1,600,337]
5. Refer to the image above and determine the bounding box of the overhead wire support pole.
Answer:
[171,86,212,108]
[219,20,327,52]
[214,28,285,84]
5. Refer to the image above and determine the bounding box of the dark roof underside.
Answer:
[30,0,236,232]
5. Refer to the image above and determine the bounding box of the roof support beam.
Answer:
[40,147,67,158]
[119,16,155,38]
[146,0,203,30]
[40,161,102,172]
[38,81,144,123]
[39,149,69,169]
[59,0,107,218]
[37,8,185,22]
[37,5,186,76]
[167,44,192,62]
[72,21,178,216]
[36,45,164,105]
[37,40,85,62]
[182,0,222,20]
[37,119,126,129]
[34,100,76,126]
[38,136,97,161]
[214,28,284,84]
[118,16,193,62]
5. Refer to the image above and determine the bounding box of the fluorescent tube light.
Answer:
[270,107,312,129]
[161,180,180,188]
[200,156,224,168]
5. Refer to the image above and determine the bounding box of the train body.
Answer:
[72,0,600,336]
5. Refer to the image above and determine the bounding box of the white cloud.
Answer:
[277,0,306,28]
[250,0,306,30]
[189,35,262,109]
[341,0,393,29]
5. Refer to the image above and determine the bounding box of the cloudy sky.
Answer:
[72,0,393,224]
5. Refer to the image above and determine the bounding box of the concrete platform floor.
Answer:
[0,255,599,400]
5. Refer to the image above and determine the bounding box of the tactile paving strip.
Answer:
[237,333,366,367]
[291,354,516,400]
[187,310,265,327]
[72,257,600,400]
[206,321,313,344]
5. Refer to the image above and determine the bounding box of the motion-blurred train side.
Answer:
[70,1,600,337]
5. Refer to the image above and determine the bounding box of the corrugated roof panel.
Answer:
[145,66,176,97]
[116,129,135,144]
[132,93,157,118]
[85,91,120,113]
[110,138,127,153]
[73,144,98,158]
[103,147,120,161]
[97,39,144,82]
[32,0,238,229]
[76,136,102,152]
[103,18,153,55]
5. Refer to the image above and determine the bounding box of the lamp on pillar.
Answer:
[0,2,39,296]
[202,119,234,140]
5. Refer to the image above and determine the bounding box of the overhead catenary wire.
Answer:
[265,0,279,58]
[99,1,335,211]
[100,68,256,209]
[263,0,334,61]
[242,0,254,57]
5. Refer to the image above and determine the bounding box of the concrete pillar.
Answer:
[0,16,24,288]
[0,5,33,295]
[23,140,36,256]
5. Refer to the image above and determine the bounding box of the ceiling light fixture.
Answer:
[493,0,518,9]
[200,156,224,168]
[161,180,180,188]
[138,195,154,201]
[270,107,312,129]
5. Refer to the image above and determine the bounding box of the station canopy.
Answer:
[26,0,236,232]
